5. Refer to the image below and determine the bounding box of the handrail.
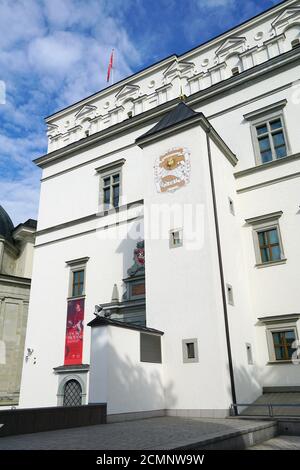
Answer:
[231,403,300,418]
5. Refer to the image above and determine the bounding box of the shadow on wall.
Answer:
[230,361,300,416]
[116,221,144,280]
[232,363,262,407]
[103,339,177,416]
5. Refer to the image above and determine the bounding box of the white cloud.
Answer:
[0,172,41,225]
[0,0,142,225]
[28,31,84,73]
[0,0,45,50]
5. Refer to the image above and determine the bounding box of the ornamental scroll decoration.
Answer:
[154,147,191,193]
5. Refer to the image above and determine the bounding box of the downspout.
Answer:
[205,129,237,412]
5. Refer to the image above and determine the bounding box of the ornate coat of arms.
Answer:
[154,147,191,193]
[127,240,145,276]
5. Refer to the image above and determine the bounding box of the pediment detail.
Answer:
[215,36,246,57]
[115,84,140,105]
[47,123,59,136]
[163,60,195,78]
[272,7,300,32]
[75,104,97,121]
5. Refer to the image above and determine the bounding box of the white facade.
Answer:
[20,0,300,418]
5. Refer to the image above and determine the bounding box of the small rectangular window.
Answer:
[101,171,120,209]
[186,342,195,359]
[246,343,253,365]
[140,333,162,363]
[72,270,85,297]
[272,330,295,361]
[257,228,281,263]
[96,159,125,211]
[170,229,183,248]
[228,197,235,215]
[226,284,234,306]
[255,117,287,163]
[291,39,300,49]
[66,257,89,299]
[182,338,199,363]
[246,212,285,267]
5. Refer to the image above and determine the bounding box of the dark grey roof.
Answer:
[136,102,199,142]
[88,316,164,335]
[14,218,37,232]
[23,219,37,229]
[0,206,14,243]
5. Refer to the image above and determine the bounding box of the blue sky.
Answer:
[0,0,283,225]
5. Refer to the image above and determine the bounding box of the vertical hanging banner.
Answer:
[64,298,85,365]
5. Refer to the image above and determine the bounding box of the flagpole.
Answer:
[112,48,115,85]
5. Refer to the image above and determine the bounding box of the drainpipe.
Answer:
[205,129,237,412]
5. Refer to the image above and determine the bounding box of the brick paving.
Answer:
[0,416,272,450]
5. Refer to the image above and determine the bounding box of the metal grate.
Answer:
[63,380,82,407]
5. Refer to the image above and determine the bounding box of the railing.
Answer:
[231,403,300,418]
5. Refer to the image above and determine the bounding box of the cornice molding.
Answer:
[243,98,287,121]
[95,158,126,174]
[45,1,295,124]
[35,199,144,238]
[65,256,90,266]
[36,46,300,170]
[234,152,300,178]
[245,210,283,225]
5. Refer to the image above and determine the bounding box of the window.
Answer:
[259,314,300,363]
[291,38,300,49]
[95,158,125,211]
[102,171,120,209]
[228,197,235,215]
[169,228,183,248]
[255,118,287,163]
[66,257,89,298]
[231,67,240,76]
[186,342,195,359]
[245,211,286,267]
[272,330,296,361]
[140,333,162,363]
[226,284,234,306]
[257,228,282,263]
[246,343,253,365]
[244,100,290,166]
[182,338,199,363]
[72,270,84,297]
[63,379,82,406]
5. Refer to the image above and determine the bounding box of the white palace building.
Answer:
[19,0,300,420]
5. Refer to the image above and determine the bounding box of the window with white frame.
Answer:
[95,158,125,210]
[102,171,120,209]
[244,100,290,166]
[259,315,300,363]
[182,338,199,363]
[245,211,286,267]
[169,228,183,248]
[66,257,89,298]
[255,118,287,163]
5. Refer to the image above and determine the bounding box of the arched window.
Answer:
[63,379,82,407]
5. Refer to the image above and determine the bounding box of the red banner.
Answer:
[64,298,84,365]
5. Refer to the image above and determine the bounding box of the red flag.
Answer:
[107,49,114,83]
